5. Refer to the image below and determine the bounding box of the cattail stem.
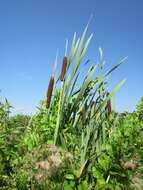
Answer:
[60,56,68,81]
[46,75,54,109]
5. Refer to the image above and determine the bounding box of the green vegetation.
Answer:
[0,26,143,189]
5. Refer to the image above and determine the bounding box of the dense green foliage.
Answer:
[0,26,143,189]
[0,98,143,190]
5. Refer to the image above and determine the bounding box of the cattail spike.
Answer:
[46,51,58,109]
[60,56,68,81]
[46,75,54,109]
[106,92,112,114]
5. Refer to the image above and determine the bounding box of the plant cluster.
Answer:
[0,25,143,190]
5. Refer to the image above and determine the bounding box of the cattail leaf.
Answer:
[75,64,98,104]
[109,79,126,98]
[52,50,59,76]
[99,47,103,61]
[66,24,92,98]
[71,32,76,55]
[81,125,93,164]
[69,33,80,64]
[65,39,68,56]
[99,47,106,70]
[80,34,93,61]
[104,56,128,77]
[54,82,64,145]
[71,24,90,78]
[69,32,76,61]
[72,38,80,59]
[91,79,125,120]
[93,79,126,120]
[68,59,90,101]
[68,72,79,101]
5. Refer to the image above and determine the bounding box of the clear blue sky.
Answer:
[0,0,143,114]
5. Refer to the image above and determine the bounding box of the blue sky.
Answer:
[0,0,143,114]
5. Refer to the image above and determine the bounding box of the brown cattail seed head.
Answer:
[46,75,54,109]
[60,56,68,81]
[106,92,112,114]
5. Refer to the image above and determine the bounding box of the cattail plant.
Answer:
[59,56,68,81]
[51,23,126,167]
